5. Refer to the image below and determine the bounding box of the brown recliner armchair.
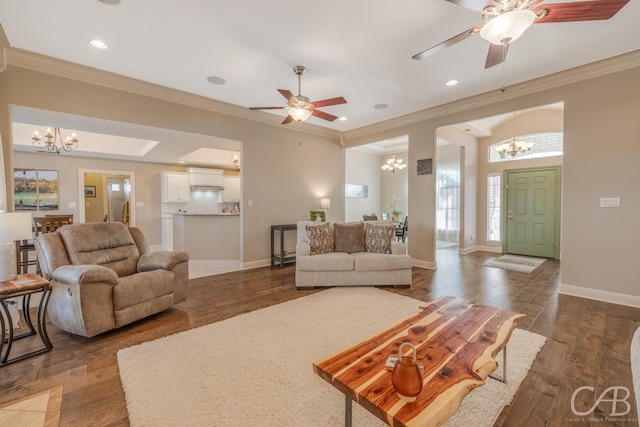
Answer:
[35,222,189,338]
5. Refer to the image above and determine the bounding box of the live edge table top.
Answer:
[313,296,525,427]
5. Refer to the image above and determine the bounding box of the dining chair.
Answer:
[396,216,408,243]
[362,214,378,221]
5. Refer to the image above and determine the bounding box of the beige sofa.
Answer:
[35,222,189,337]
[295,221,411,288]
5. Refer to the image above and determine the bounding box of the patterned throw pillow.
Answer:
[364,222,395,254]
[306,222,335,255]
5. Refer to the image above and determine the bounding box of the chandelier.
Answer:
[32,127,79,154]
[381,138,407,173]
[495,112,534,158]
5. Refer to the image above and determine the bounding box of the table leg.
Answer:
[279,229,285,269]
[345,394,352,427]
[0,299,14,363]
[489,344,508,383]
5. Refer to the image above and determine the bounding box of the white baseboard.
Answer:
[242,259,271,270]
[459,245,502,255]
[559,283,640,309]
[189,259,241,269]
[412,259,436,270]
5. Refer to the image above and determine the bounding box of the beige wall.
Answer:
[0,67,344,265]
[345,149,380,222]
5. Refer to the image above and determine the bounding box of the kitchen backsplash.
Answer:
[182,190,223,214]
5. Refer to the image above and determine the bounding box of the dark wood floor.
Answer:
[1,248,639,426]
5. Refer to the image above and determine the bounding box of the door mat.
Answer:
[484,254,546,273]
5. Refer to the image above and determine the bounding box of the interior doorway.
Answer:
[78,169,136,225]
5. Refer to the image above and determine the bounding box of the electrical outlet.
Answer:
[600,197,620,208]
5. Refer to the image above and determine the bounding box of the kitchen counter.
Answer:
[172,214,240,261]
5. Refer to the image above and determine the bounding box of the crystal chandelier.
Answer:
[381,138,407,173]
[495,112,534,158]
[32,127,79,154]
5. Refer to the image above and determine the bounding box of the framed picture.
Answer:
[14,168,59,210]
[309,210,326,222]
[417,158,433,175]
[345,184,368,198]
[84,185,97,197]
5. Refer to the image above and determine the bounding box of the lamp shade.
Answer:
[320,198,331,209]
[0,212,33,282]
[289,108,312,122]
[480,9,535,45]
[0,212,33,241]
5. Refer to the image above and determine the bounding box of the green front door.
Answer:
[505,168,558,258]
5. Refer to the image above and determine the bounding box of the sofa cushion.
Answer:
[57,222,140,277]
[364,222,395,254]
[296,252,354,271]
[113,270,175,311]
[306,222,335,255]
[334,222,365,253]
[352,252,412,271]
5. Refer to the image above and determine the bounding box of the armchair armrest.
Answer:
[296,241,311,256]
[391,241,407,255]
[51,264,119,286]
[137,251,189,272]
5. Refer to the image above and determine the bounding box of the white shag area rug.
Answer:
[484,254,546,273]
[117,287,546,427]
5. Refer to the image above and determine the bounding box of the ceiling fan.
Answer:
[249,65,347,125]
[412,0,630,69]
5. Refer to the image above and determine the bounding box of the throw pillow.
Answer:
[306,222,334,255]
[334,222,365,253]
[364,222,395,254]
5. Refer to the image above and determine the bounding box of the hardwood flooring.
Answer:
[1,248,638,426]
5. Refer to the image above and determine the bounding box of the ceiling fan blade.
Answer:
[281,114,294,125]
[249,106,287,110]
[277,89,296,103]
[311,109,339,122]
[485,43,509,69]
[412,25,483,60]
[311,97,347,108]
[534,0,629,23]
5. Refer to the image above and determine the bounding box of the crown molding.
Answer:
[6,48,341,141]
[343,49,640,141]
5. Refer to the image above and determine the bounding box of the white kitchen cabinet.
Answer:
[222,177,241,201]
[162,172,190,203]
[187,167,223,187]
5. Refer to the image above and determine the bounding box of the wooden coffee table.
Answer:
[313,295,525,427]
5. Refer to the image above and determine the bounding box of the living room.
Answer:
[1,1,640,425]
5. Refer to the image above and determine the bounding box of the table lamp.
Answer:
[0,212,33,282]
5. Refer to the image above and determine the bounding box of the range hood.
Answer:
[190,184,224,191]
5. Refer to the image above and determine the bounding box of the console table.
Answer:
[270,224,297,268]
[0,273,53,366]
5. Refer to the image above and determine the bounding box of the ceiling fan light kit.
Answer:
[480,8,536,45]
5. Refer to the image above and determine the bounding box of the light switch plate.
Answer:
[600,197,620,208]
[136,202,144,207]
[68,202,76,208]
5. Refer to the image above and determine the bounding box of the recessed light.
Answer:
[338,117,347,121]
[446,79,458,87]
[207,76,226,85]
[98,0,120,4]
[89,39,108,49]
[374,104,388,110]
[178,160,185,164]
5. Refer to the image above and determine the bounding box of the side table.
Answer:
[0,273,53,366]
[270,224,297,268]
